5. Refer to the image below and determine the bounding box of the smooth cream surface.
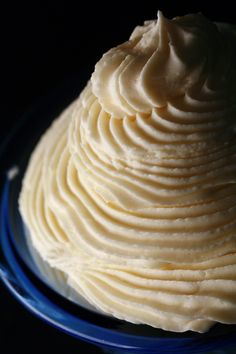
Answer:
[19,12,236,332]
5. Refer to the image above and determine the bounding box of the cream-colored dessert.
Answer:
[19,12,236,333]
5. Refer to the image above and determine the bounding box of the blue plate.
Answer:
[1,75,236,353]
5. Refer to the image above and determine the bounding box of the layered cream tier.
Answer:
[19,12,236,332]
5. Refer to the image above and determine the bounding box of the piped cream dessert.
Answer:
[19,12,236,332]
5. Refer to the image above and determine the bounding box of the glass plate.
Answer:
[1,74,236,354]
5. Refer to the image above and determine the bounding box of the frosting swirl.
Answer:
[19,12,236,332]
[92,11,236,117]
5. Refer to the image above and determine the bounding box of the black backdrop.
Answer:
[1,1,236,353]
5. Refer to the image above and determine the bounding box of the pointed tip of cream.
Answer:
[157,10,169,27]
[157,10,170,36]
[157,10,168,22]
[157,10,163,19]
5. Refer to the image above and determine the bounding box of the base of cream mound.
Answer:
[24,225,98,312]
[19,12,236,333]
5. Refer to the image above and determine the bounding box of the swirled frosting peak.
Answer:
[20,12,236,333]
[92,11,236,117]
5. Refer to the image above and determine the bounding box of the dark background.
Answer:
[1,1,236,353]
